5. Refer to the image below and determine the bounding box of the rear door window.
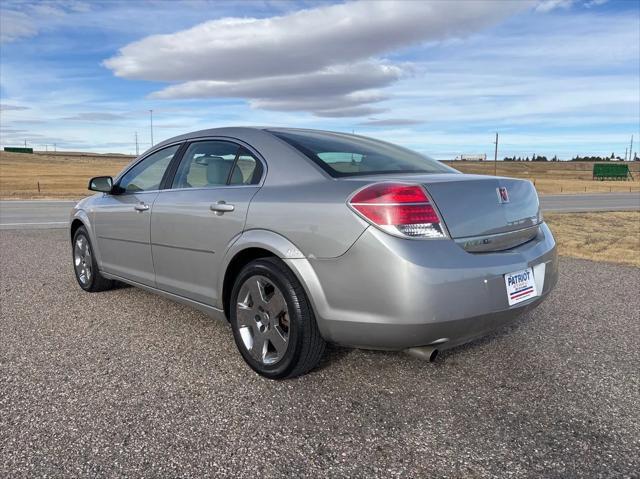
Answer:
[229,148,263,185]
[172,141,240,188]
[172,141,263,188]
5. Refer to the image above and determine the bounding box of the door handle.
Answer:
[134,203,150,212]
[210,201,235,215]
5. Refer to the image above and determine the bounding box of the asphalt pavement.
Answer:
[1,192,639,230]
[540,192,640,212]
[0,200,75,229]
[1,229,639,478]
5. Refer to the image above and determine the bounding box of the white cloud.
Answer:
[0,10,37,43]
[105,0,531,116]
[313,106,387,118]
[61,112,126,121]
[251,92,387,113]
[0,2,93,44]
[535,0,574,12]
[151,61,402,115]
[0,104,30,111]
[535,0,610,12]
[358,119,424,127]
[152,62,402,100]
[105,1,527,81]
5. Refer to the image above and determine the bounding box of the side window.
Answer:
[230,148,262,185]
[119,144,180,193]
[172,141,239,189]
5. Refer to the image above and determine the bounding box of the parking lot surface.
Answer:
[1,229,639,478]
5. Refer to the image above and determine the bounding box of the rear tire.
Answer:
[230,257,326,379]
[72,226,114,292]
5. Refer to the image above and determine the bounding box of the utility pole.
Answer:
[149,109,154,147]
[630,135,634,162]
[24,139,27,148]
[493,132,499,176]
[53,143,56,152]
[625,147,628,161]
[135,131,139,156]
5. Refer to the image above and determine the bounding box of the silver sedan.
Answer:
[70,127,558,379]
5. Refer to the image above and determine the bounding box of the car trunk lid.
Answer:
[421,174,540,239]
[342,173,541,249]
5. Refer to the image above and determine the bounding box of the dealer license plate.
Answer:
[504,267,538,306]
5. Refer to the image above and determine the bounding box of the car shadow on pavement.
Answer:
[311,310,536,372]
[436,310,535,361]
[315,343,355,371]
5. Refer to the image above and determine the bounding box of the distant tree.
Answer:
[570,155,610,162]
[525,156,530,161]
[610,152,615,159]
[551,155,558,162]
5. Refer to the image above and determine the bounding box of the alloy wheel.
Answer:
[236,275,290,365]
[73,235,92,286]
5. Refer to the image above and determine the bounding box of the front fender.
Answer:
[69,208,103,267]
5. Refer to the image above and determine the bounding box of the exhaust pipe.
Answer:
[405,346,439,362]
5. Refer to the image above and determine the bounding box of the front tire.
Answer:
[72,226,114,292]
[230,257,326,379]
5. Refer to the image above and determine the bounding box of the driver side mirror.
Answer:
[88,176,113,193]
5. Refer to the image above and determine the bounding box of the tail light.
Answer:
[348,182,447,239]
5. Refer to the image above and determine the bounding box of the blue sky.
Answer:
[0,0,638,160]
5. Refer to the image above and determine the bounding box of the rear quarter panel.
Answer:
[245,180,369,258]
[234,129,371,259]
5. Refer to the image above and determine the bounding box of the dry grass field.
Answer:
[1,150,639,198]
[0,151,133,198]
[443,160,640,194]
[545,211,640,267]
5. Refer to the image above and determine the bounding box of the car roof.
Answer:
[152,126,358,151]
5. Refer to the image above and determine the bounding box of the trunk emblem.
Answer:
[497,187,510,204]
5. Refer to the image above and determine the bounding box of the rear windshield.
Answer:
[268,129,456,178]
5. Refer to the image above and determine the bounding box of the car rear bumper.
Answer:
[285,222,558,350]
